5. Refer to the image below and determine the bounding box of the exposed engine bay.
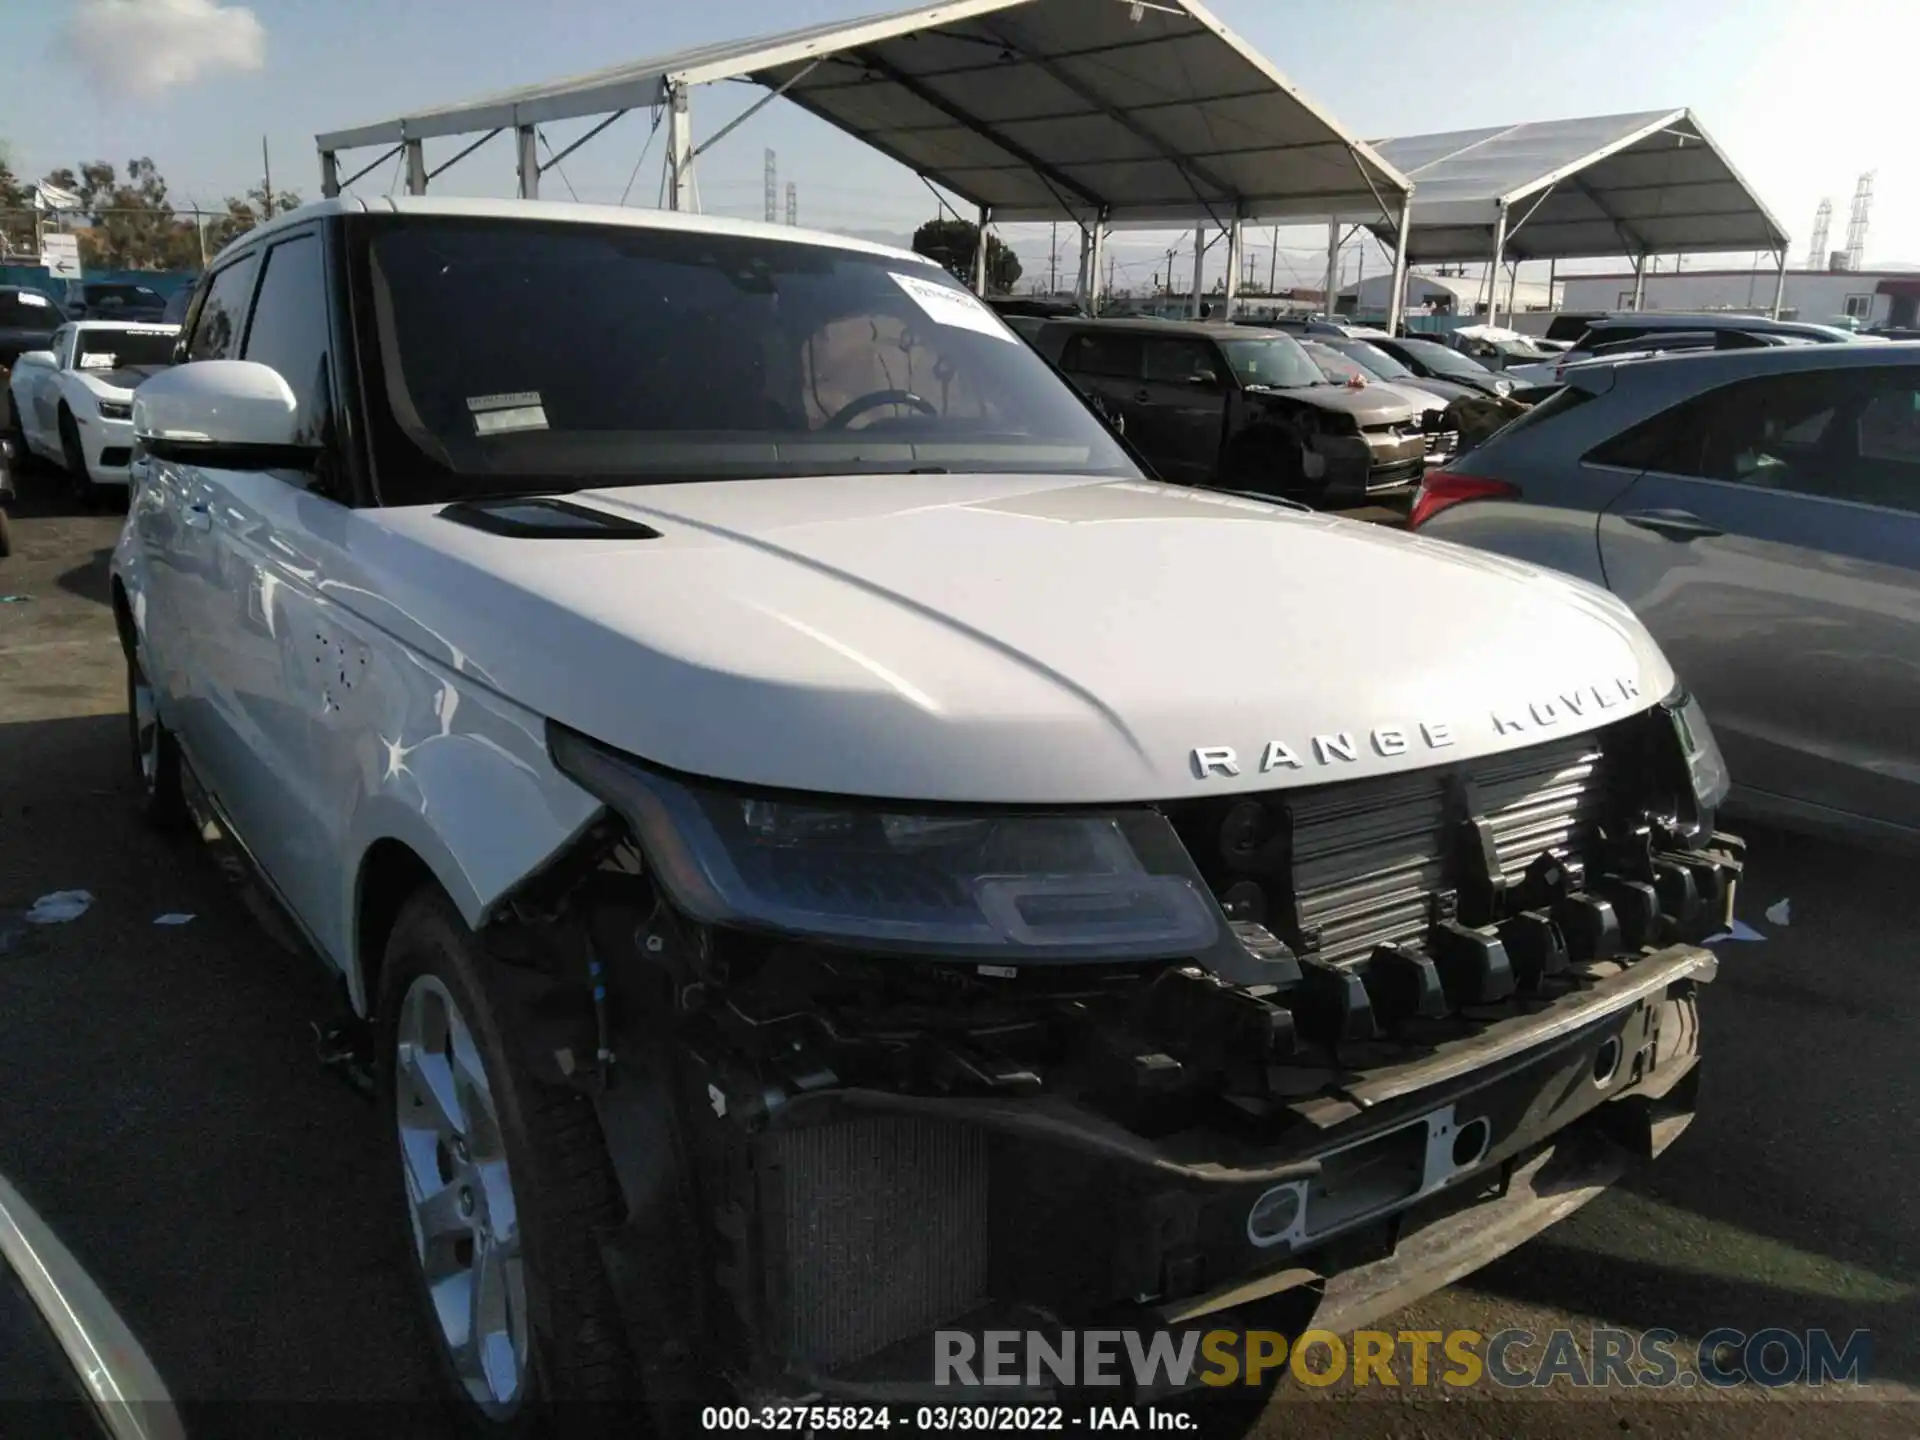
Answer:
[476,697,1742,1401]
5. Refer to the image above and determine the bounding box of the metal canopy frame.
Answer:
[1350,108,1791,325]
[313,0,1415,324]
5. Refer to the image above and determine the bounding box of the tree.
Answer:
[203,182,304,258]
[0,142,33,260]
[911,217,1022,294]
[39,157,199,271]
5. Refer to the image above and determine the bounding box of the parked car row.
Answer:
[1503,312,1859,389]
[1028,317,1433,503]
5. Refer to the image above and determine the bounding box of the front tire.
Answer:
[378,891,639,1436]
[124,637,187,830]
[0,507,11,559]
[58,409,100,510]
[3,394,29,472]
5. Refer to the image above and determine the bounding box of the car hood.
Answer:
[74,363,168,398]
[356,474,1673,804]
[1373,382,1451,415]
[1388,374,1478,405]
[1247,383,1418,424]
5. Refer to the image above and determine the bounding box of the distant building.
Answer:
[1337,271,1558,317]
[1557,266,1920,329]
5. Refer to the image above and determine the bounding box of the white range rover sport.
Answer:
[113,196,1743,1431]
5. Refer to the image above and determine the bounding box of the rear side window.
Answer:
[1142,338,1219,383]
[184,254,260,362]
[1590,368,1920,512]
[1483,385,1593,444]
[1060,332,1143,378]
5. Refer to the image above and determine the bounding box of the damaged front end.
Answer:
[479,697,1741,1406]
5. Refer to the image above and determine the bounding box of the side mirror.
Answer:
[1186,370,1220,388]
[132,360,317,469]
[17,350,55,369]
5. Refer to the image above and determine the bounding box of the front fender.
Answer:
[334,647,603,1014]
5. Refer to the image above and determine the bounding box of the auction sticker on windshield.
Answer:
[467,390,549,435]
[889,272,1014,342]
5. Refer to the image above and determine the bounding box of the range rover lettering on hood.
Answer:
[1192,674,1643,780]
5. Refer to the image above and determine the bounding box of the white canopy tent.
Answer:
[313,0,1415,323]
[1356,109,1792,325]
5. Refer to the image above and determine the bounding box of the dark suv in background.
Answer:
[1032,318,1429,504]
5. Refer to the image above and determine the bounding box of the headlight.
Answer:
[1665,690,1730,810]
[97,399,132,420]
[550,726,1230,964]
[1492,378,1514,397]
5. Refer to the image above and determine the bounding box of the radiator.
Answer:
[1289,732,1609,967]
[758,1116,990,1371]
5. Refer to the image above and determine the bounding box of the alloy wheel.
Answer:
[394,974,529,1415]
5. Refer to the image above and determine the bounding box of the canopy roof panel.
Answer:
[1362,109,1789,262]
[315,0,1410,225]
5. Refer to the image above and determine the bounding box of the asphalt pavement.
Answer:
[1,473,1916,1440]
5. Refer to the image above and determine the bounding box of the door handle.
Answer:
[183,501,212,531]
[1619,509,1723,541]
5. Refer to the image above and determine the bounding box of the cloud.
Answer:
[59,0,266,99]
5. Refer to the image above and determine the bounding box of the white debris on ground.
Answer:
[153,913,196,926]
[1705,918,1768,944]
[1765,897,1793,926]
[25,890,92,924]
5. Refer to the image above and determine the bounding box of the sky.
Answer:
[6,0,1916,295]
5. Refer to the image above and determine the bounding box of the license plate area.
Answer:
[1247,1103,1494,1251]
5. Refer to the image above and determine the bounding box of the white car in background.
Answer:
[6,320,180,505]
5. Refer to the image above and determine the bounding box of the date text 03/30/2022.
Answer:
[701,1406,1194,1432]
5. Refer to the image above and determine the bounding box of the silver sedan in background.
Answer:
[1409,342,1920,851]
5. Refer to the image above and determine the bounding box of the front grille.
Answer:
[1167,730,1613,971]
[1366,456,1426,490]
[759,1117,989,1370]
[1290,734,1607,966]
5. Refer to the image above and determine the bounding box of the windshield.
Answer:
[1217,335,1325,389]
[74,328,176,369]
[83,284,163,306]
[1486,337,1549,359]
[1331,339,1414,381]
[1300,344,1371,385]
[1393,338,1494,379]
[0,291,61,328]
[357,218,1136,505]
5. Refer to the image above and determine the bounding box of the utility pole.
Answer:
[261,136,274,217]
[763,150,778,224]
[784,182,796,226]
[1048,221,1058,296]
[1269,225,1279,296]
[1106,250,1115,299]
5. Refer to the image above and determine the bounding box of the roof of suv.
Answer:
[1580,313,1857,343]
[1575,336,1920,393]
[209,194,943,271]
